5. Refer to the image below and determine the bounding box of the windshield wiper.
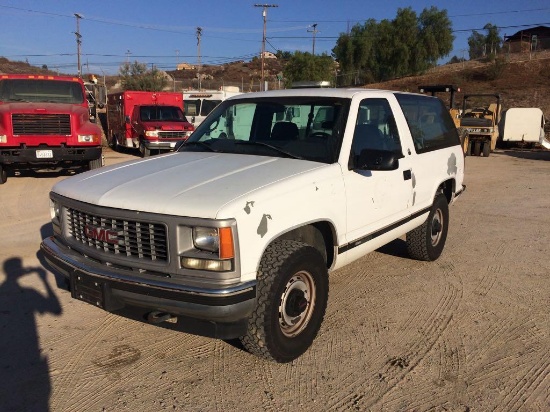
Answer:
[178,140,218,152]
[235,140,303,160]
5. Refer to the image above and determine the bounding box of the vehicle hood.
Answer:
[52,152,327,219]
[141,120,193,130]
[0,101,87,115]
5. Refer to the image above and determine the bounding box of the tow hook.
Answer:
[147,311,177,324]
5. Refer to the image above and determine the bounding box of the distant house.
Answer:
[261,51,277,59]
[503,26,550,53]
[177,63,196,71]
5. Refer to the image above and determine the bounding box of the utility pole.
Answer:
[74,13,83,78]
[254,4,278,91]
[126,49,131,63]
[196,27,202,90]
[308,23,319,55]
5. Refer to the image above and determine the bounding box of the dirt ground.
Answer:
[0,147,549,411]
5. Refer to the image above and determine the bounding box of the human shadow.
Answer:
[0,257,62,412]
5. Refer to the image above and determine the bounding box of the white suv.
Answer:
[41,88,465,362]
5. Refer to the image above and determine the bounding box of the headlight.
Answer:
[193,227,219,252]
[145,130,159,137]
[49,199,60,220]
[78,134,99,143]
[0,134,7,143]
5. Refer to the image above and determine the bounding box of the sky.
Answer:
[0,0,549,76]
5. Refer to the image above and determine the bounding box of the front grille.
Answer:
[159,131,188,139]
[66,208,168,262]
[12,113,71,135]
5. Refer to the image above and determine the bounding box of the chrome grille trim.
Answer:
[66,207,168,262]
[158,131,188,138]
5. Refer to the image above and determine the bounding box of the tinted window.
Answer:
[395,94,460,154]
[351,98,402,158]
[0,79,84,104]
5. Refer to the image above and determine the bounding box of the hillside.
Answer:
[366,51,550,117]
[2,53,549,117]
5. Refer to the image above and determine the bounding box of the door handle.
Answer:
[403,170,412,180]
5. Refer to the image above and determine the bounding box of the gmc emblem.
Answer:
[84,225,121,245]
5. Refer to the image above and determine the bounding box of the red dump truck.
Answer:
[107,91,194,157]
[0,74,103,184]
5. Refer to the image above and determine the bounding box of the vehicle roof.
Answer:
[0,74,83,82]
[226,88,419,100]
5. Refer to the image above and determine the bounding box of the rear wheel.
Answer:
[0,165,7,184]
[406,193,449,261]
[240,240,329,363]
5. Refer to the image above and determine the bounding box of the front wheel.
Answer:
[0,165,7,184]
[483,141,491,157]
[473,141,481,156]
[88,157,102,171]
[406,193,449,261]
[240,240,329,363]
[139,142,151,157]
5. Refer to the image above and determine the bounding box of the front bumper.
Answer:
[40,236,256,339]
[142,140,185,150]
[0,145,101,165]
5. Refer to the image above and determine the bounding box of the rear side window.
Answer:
[395,94,460,154]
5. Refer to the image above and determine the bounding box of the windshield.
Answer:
[0,79,85,104]
[178,96,350,163]
[140,105,188,122]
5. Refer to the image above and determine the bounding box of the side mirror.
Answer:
[357,149,399,171]
[124,115,131,124]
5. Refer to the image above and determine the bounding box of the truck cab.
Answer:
[0,74,103,184]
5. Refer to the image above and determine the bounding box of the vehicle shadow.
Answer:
[0,256,62,412]
[499,149,550,161]
[376,238,410,259]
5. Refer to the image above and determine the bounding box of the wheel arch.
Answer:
[263,221,337,270]
[437,178,456,204]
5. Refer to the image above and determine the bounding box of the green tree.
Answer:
[282,52,334,87]
[332,7,454,85]
[119,61,167,91]
[467,23,501,59]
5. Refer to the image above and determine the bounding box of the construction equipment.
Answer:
[460,94,501,157]
[418,85,469,154]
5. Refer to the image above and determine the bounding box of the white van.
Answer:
[183,86,241,126]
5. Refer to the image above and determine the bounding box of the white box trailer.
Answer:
[183,86,242,127]
[502,108,546,145]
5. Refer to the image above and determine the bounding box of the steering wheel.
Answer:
[309,132,331,139]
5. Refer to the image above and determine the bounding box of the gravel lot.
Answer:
[1,148,549,411]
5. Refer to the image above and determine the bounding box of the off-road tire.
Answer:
[0,165,7,184]
[240,240,329,363]
[406,193,449,261]
[483,142,491,157]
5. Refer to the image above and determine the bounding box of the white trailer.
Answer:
[502,108,546,146]
[183,86,242,126]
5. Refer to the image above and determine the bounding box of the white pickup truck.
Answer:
[41,88,465,363]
